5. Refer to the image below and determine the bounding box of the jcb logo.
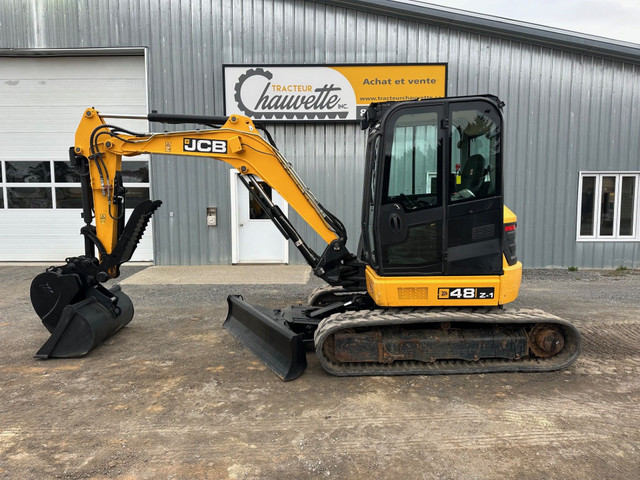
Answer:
[183,138,227,154]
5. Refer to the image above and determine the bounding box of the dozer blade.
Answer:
[223,295,307,381]
[34,285,134,359]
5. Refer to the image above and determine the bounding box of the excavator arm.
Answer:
[29,108,364,374]
[73,108,359,280]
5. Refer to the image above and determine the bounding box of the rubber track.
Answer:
[314,307,581,376]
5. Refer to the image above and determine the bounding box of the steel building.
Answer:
[1,0,639,268]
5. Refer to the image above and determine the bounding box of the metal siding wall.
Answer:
[1,0,639,267]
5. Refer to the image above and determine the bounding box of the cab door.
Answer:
[375,104,445,276]
[372,97,505,278]
[446,99,504,275]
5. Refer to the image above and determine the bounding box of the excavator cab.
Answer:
[361,97,506,278]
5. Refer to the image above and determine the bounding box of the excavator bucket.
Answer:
[223,295,307,381]
[31,271,134,359]
[29,196,161,358]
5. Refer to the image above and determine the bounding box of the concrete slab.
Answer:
[120,264,312,285]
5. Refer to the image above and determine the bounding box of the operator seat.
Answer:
[460,154,485,192]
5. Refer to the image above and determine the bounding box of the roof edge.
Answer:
[0,47,146,57]
[318,0,640,64]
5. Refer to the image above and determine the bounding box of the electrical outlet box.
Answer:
[207,207,217,226]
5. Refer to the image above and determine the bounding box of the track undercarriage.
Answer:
[224,294,581,381]
[315,307,580,377]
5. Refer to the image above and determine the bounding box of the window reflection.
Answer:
[599,176,616,236]
[450,110,500,203]
[124,187,150,209]
[385,111,440,210]
[121,161,149,183]
[6,161,51,183]
[580,176,595,236]
[55,187,83,208]
[54,162,81,183]
[620,177,636,236]
[7,188,53,208]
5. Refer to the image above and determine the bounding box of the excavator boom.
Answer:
[76,109,340,258]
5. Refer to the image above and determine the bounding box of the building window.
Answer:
[577,172,639,241]
[0,159,150,210]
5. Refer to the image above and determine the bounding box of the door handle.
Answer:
[389,214,402,232]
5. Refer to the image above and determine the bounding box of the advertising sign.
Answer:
[224,64,447,122]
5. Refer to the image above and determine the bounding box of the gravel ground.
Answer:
[1,265,639,479]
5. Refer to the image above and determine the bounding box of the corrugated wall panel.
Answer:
[1,0,639,267]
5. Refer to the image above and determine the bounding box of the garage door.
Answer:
[0,55,153,261]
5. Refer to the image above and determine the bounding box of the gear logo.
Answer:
[233,68,273,118]
[232,67,350,120]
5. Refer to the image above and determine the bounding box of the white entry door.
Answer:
[230,170,288,263]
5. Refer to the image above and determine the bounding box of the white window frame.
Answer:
[0,159,150,210]
[577,171,640,242]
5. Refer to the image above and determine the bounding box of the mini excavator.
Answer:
[30,95,580,380]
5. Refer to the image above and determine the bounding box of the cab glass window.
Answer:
[384,111,440,211]
[450,106,501,203]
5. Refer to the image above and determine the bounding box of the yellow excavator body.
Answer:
[364,259,522,308]
[29,96,580,380]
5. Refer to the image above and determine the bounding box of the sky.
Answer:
[413,0,640,44]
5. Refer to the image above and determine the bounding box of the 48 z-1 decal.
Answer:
[438,287,495,300]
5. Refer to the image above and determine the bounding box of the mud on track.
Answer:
[1,266,639,479]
